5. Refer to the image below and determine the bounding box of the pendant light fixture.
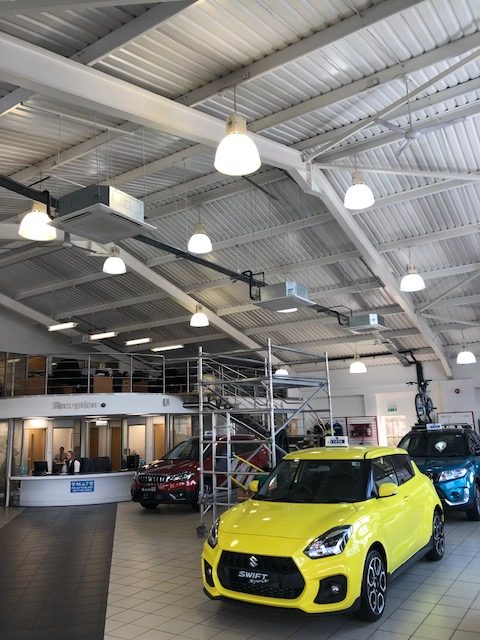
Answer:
[18,201,57,241]
[350,343,367,374]
[102,246,126,275]
[349,355,367,374]
[190,305,209,327]
[400,264,425,292]
[188,222,212,254]
[456,332,476,364]
[343,156,375,210]
[274,366,289,376]
[400,249,425,292]
[456,348,476,364]
[214,87,261,176]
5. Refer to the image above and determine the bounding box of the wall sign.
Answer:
[71,480,95,493]
[387,405,397,413]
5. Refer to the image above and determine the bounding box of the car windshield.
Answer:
[256,458,368,503]
[399,432,468,457]
[164,439,199,461]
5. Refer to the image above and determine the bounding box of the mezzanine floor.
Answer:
[0,503,479,640]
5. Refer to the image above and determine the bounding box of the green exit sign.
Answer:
[387,406,397,413]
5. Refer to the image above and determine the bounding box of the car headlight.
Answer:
[438,468,467,482]
[167,471,195,482]
[207,518,220,549]
[304,526,352,559]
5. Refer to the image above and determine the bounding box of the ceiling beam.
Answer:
[422,263,480,281]
[422,293,480,308]
[0,32,303,172]
[15,272,112,301]
[185,250,360,294]
[304,46,480,161]
[289,164,452,376]
[176,0,423,108]
[377,223,480,252]
[147,209,331,267]
[366,179,471,212]
[114,246,277,355]
[317,159,480,183]
[6,3,196,185]
[100,34,480,196]
[7,0,432,191]
[64,292,169,318]
[0,0,177,14]
[142,333,225,352]
[113,315,192,335]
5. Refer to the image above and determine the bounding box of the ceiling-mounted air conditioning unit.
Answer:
[348,313,387,333]
[254,281,313,311]
[52,185,156,243]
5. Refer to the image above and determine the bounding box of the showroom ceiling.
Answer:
[0,0,478,375]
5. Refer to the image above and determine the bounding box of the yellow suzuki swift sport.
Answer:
[202,446,444,621]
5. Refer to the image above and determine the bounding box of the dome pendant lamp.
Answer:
[214,87,261,176]
[343,170,375,210]
[103,247,126,275]
[400,263,425,292]
[18,200,57,241]
[190,305,209,327]
[349,355,367,374]
[456,347,476,365]
[188,222,212,254]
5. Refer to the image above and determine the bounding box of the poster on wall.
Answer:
[437,411,475,431]
[347,416,379,445]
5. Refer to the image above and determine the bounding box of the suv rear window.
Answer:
[400,431,468,457]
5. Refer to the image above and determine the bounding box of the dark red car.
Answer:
[131,436,270,510]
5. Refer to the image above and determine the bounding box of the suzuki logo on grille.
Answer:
[248,556,259,568]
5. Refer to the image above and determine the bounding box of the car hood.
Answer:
[413,457,470,473]
[139,459,196,475]
[220,499,358,540]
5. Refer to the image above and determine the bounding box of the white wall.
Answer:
[301,359,480,440]
[0,307,75,353]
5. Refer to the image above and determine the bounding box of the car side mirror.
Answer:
[377,482,398,498]
[248,480,259,495]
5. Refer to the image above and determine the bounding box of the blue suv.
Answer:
[399,425,480,521]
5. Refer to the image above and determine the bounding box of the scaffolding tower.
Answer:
[196,338,333,536]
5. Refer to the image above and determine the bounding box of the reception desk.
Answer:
[11,471,135,507]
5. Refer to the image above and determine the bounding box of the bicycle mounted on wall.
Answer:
[407,360,436,424]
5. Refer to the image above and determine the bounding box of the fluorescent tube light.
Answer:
[48,321,78,332]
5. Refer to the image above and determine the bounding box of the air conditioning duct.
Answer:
[348,313,387,333]
[254,281,313,311]
[52,185,155,243]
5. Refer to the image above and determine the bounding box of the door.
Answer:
[110,427,121,471]
[154,420,166,460]
[372,455,413,570]
[89,427,99,458]
[26,429,46,473]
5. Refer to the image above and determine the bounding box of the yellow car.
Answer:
[202,446,444,621]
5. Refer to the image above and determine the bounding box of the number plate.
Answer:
[142,487,156,493]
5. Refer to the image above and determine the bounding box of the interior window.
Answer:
[391,454,414,485]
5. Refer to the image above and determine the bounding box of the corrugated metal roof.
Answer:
[0,0,478,375]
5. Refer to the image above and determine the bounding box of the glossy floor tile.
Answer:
[104,504,480,640]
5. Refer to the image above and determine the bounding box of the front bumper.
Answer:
[434,483,473,509]
[202,539,364,614]
[131,479,196,504]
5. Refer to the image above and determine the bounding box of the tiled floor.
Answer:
[105,504,480,640]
